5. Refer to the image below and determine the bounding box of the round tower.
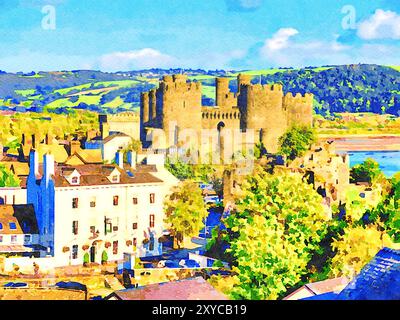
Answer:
[216,77,230,107]
[237,74,252,93]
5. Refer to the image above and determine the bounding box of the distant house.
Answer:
[105,277,228,300]
[0,204,40,256]
[336,248,400,300]
[283,277,350,300]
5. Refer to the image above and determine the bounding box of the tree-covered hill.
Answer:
[257,64,400,116]
[0,65,399,116]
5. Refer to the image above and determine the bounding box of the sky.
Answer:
[0,0,399,72]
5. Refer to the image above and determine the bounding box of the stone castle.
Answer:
[141,74,313,154]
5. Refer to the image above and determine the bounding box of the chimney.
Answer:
[45,133,53,145]
[70,141,80,155]
[43,153,55,185]
[102,122,110,140]
[31,134,36,149]
[29,149,39,178]
[127,150,137,170]
[115,150,124,169]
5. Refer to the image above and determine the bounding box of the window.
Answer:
[132,223,138,230]
[90,226,96,235]
[72,221,79,235]
[0,236,3,243]
[90,197,96,208]
[132,197,138,205]
[71,176,79,184]
[11,235,17,243]
[133,238,137,247]
[112,175,119,183]
[105,218,112,234]
[24,235,31,243]
[113,225,119,232]
[72,245,78,260]
[113,196,119,206]
[113,241,118,255]
[72,198,79,209]
[9,222,17,230]
[150,193,155,204]
[150,215,155,228]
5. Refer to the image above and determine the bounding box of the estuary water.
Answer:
[348,151,400,177]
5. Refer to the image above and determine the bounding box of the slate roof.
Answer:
[336,248,400,300]
[106,277,228,300]
[39,163,163,187]
[0,204,39,235]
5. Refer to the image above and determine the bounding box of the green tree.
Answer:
[350,158,384,185]
[330,224,394,278]
[165,157,195,180]
[212,166,328,300]
[0,164,20,187]
[278,126,316,161]
[367,173,400,242]
[164,180,209,249]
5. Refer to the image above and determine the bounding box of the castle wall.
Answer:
[284,92,314,127]
[106,112,140,141]
[239,83,287,153]
[159,75,203,147]
[141,73,313,154]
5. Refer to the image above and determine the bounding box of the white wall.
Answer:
[102,136,132,163]
[52,182,165,267]
[0,188,26,205]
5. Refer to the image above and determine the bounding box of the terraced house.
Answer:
[26,149,178,267]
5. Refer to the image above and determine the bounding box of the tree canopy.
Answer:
[210,165,328,300]
[0,164,20,187]
[350,158,384,185]
[164,180,209,248]
[278,126,316,161]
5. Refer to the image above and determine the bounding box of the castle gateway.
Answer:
[140,74,313,156]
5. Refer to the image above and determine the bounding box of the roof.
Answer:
[106,277,228,300]
[283,277,350,300]
[302,292,340,300]
[43,163,163,187]
[0,204,39,235]
[102,132,131,144]
[3,162,30,176]
[336,248,400,300]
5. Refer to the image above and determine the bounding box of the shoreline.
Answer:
[318,135,400,152]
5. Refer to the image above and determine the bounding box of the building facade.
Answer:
[26,149,177,267]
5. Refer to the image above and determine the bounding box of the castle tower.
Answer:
[149,89,157,122]
[237,74,252,94]
[158,74,203,148]
[216,77,230,107]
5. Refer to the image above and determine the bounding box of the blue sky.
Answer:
[0,0,399,72]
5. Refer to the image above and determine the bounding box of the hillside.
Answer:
[0,65,399,116]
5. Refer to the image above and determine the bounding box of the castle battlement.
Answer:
[141,73,313,153]
[202,109,241,120]
[284,92,313,107]
[106,112,140,122]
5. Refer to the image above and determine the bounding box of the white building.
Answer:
[26,149,179,267]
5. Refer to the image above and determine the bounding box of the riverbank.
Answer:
[318,135,400,151]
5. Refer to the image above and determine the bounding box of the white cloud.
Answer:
[258,30,356,67]
[357,9,400,40]
[99,48,176,71]
[261,28,299,53]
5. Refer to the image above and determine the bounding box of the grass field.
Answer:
[390,66,400,72]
